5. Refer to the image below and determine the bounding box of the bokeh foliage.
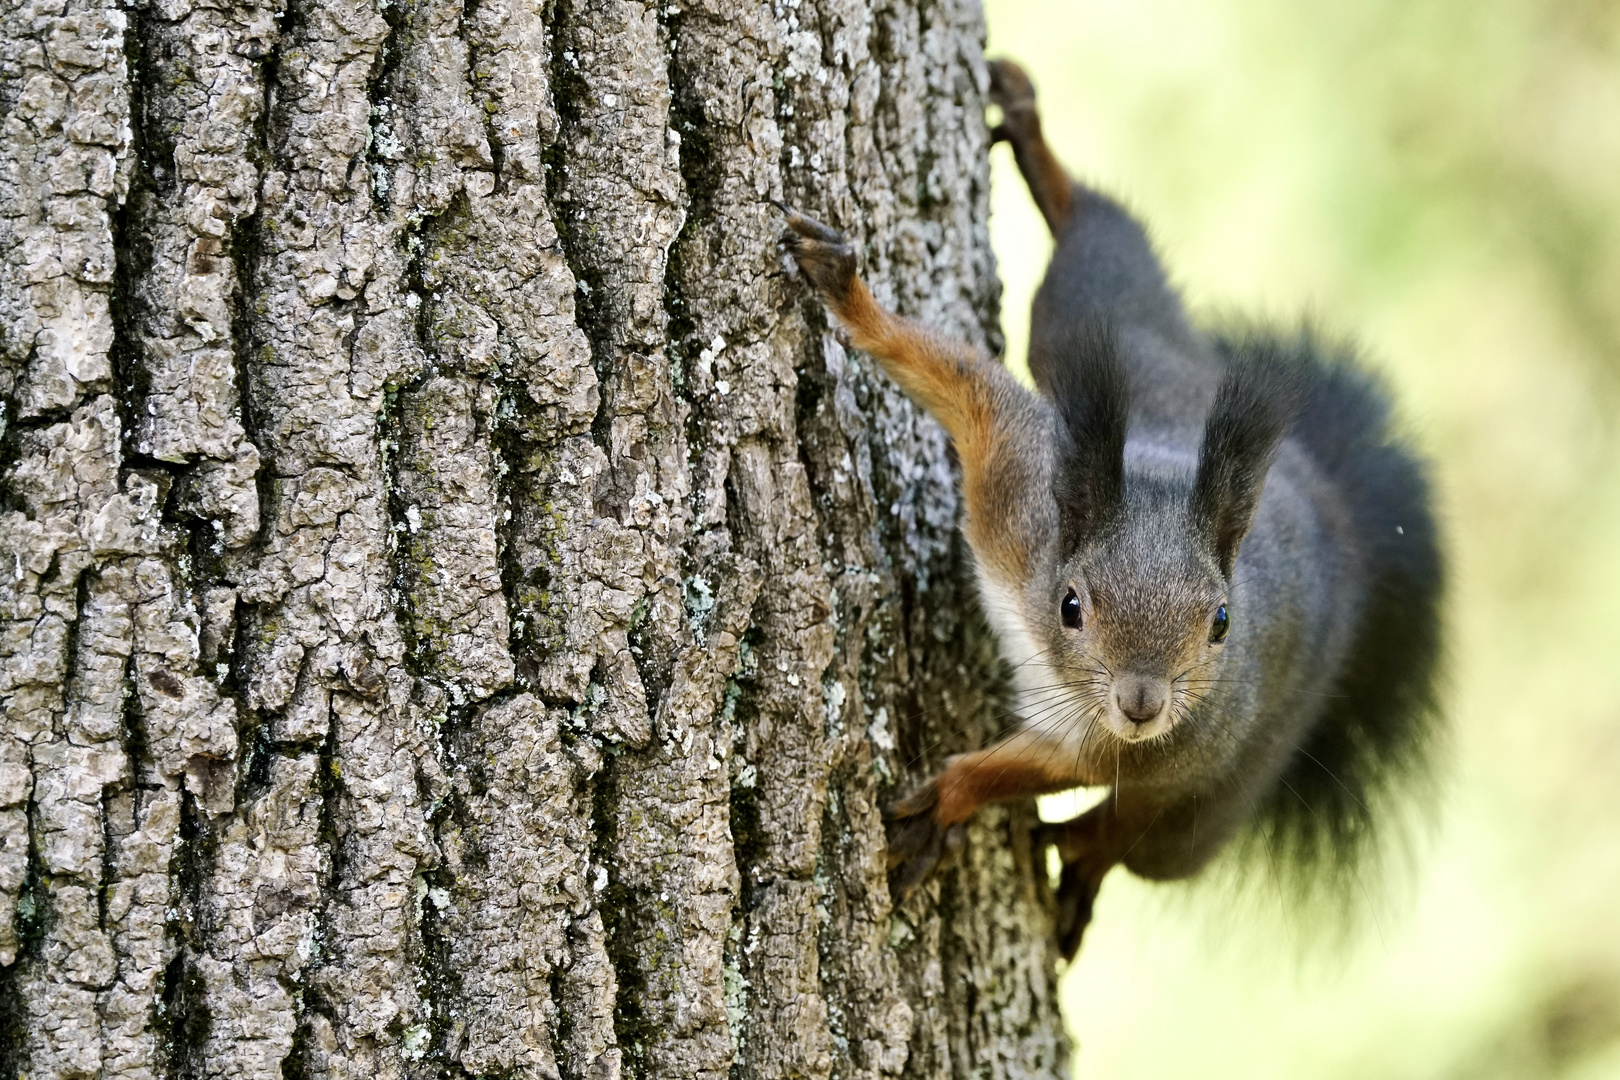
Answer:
[981,0,1620,1075]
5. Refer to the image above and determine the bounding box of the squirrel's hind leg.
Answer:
[989,58,1076,236]
[1054,860,1107,960]
[778,205,1050,585]
[777,205,995,445]
[1036,798,1155,959]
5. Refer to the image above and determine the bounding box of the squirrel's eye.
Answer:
[1061,589,1083,629]
[1210,605,1230,643]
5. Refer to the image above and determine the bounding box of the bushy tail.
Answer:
[1214,326,1445,904]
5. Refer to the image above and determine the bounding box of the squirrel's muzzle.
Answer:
[1114,673,1169,725]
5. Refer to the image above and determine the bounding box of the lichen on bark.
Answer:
[0,0,1067,1075]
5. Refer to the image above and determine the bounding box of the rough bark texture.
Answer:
[0,0,1068,1073]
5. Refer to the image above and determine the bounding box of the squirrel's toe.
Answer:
[887,824,945,901]
[781,228,858,302]
[886,779,939,821]
[883,781,968,902]
[777,203,847,246]
[884,811,938,869]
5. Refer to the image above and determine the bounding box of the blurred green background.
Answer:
[978,0,1620,1076]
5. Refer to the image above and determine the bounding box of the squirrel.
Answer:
[778,57,1443,959]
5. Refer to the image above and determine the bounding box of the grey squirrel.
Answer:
[779,58,1443,958]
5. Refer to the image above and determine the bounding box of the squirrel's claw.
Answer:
[884,807,937,869]
[776,204,859,304]
[888,777,938,821]
[883,780,938,869]
[775,200,846,245]
[885,819,966,902]
[883,780,963,901]
[887,817,944,897]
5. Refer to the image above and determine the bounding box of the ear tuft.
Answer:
[1190,347,1305,577]
[1041,324,1130,555]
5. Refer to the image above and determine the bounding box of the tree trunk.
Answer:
[0,0,1067,1072]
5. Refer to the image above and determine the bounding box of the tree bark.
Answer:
[0,0,1068,1072]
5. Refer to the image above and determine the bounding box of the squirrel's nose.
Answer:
[1115,675,1168,724]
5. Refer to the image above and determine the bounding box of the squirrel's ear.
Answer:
[1190,353,1303,577]
[1043,324,1129,555]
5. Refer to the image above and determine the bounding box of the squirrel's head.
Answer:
[1033,329,1299,745]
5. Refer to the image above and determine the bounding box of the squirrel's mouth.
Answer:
[1102,703,1175,743]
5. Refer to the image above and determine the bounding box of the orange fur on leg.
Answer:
[919,728,1097,827]
[781,206,1047,586]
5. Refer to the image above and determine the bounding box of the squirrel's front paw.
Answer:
[883,780,966,901]
[777,203,859,306]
